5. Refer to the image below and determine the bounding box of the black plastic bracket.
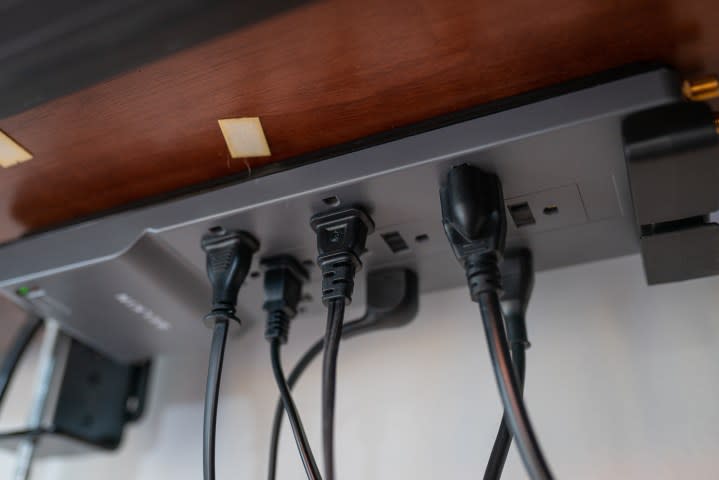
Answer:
[52,340,151,449]
[0,339,151,458]
[623,101,719,284]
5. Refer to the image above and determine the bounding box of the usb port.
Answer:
[508,202,536,228]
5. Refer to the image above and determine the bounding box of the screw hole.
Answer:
[415,234,429,243]
[543,205,559,216]
[250,271,260,279]
[208,226,226,234]
[322,195,340,207]
[302,259,315,268]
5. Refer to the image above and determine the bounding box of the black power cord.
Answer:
[267,268,419,480]
[262,255,322,480]
[479,290,550,478]
[201,228,258,480]
[310,208,374,480]
[321,297,344,479]
[440,164,554,480]
[0,316,42,409]
[204,317,229,480]
[485,344,526,480]
[269,339,320,479]
[484,249,534,480]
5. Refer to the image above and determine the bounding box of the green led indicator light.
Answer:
[16,286,31,297]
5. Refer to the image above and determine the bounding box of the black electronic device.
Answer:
[623,101,719,284]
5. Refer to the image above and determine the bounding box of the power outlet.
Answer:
[506,184,588,234]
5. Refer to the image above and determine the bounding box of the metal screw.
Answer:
[682,75,719,101]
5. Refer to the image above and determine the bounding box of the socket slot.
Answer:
[505,184,588,234]
[381,231,410,253]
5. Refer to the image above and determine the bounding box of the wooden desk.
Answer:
[1,0,717,244]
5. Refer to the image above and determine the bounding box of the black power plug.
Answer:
[345,268,419,334]
[440,164,507,299]
[200,227,259,480]
[310,207,374,480]
[262,255,309,345]
[440,164,553,480]
[201,228,259,324]
[501,248,534,350]
[310,207,374,305]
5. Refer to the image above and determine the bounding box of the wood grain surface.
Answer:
[1,0,718,244]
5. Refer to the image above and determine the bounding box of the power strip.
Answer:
[0,65,681,362]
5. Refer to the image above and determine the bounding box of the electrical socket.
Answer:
[506,184,588,234]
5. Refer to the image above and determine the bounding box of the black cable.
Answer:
[311,207,373,480]
[321,299,345,480]
[0,316,42,408]
[262,255,322,479]
[267,317,368,480]
[483,341,527,480]
[200,227,258,480]
[268,268,419,480]
[486,249,535,480]
[204,318,229,480]
[270,338,323,480]
[478,291,553,480]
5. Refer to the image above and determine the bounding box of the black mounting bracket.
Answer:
[623,101,719,284]
[0,338,151,458]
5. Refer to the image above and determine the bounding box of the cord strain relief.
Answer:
[465,252,502,302]
[319,253,360,305]
[204,308,239,327]
[265,310,291,344]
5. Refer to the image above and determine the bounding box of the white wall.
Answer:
[2,254,719,479]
